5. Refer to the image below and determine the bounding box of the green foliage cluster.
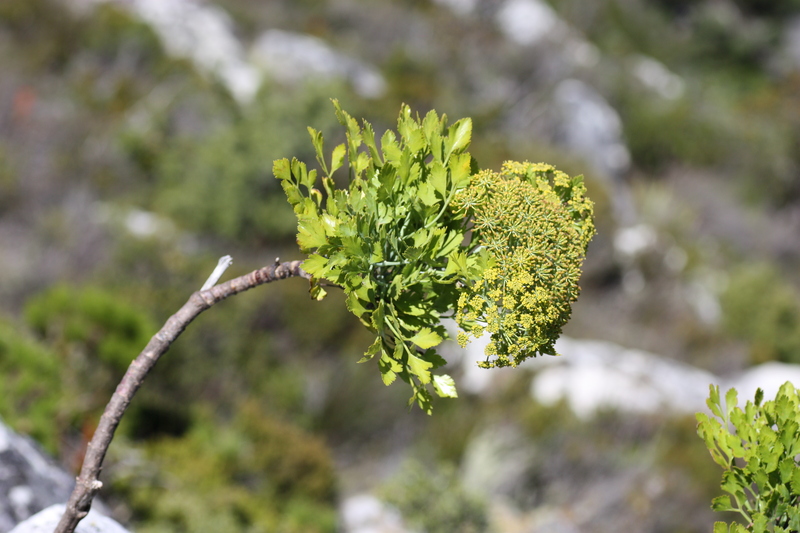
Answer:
[720,263,800,365]
[115,404,337,533]
[0,284,156,457]
[0,317,61,453]
[146,85,343,243]
[697,384,800,532]
[380,460,488,533]
[25,284,155,372]
[275,102,594,412]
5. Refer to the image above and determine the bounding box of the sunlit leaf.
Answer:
[433,374,458,398]
[409,328,443,349]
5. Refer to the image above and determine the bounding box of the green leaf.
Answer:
[429,161,448,197]
[725,387,739,418]
[418,181,438,206]
[409,328,443,349]
[309,284,327,301]
[279,179,304,209]
[411,385,434,415]
[444,250,468,277]
[407,128,427,155]
[308,126,328,174]
[273,158,292,182]
[291,159,314,191]
[363,121,382,165]
[381,130,401,163]
[345,291,369,320]
[330,144,346,177]
[433,374,458,398]
[297,216,328,249]
[438,229,464,258]
[355,151,370,177]
[713,522,730,533]
[445,117,472,161]
[358,337,383,363]
[302,254,329,278]
[379,350,403,386]
[449,153,472,189]
[711,496,734,512]
[752,514,768,532]
[407,352,433,384]
[708,384,724,420]
[422,109,440,143]
[371,301,385,332]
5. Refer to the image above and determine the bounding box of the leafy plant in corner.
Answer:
[697,383,800,532]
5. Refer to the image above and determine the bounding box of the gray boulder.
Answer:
[0,421,74,532]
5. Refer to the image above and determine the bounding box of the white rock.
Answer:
[0,432,71,529]
[430,0,479,16]
[531,337,718,418]
[781,16,800,71]
[613,224,658,259]
[631,55,685,100]
[527,336,800,418]
[729,362,800,406]
[340,494,409,533]
[553,79,631,180]
[9,504,130,533]
[250,30,386,99]
[128,0,261,103]
[496,0,566,47]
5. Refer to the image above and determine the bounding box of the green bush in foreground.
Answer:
[698,383,800,532]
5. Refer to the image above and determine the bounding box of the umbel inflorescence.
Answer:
[274,102,594,412]
[453,161,595,368]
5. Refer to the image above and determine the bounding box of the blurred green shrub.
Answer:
[721,263,800,365]
[17,284,157,459]
[616,93,730,173]
[689,2,778,73]
[0,0,166,81]
[730,0,800,17]
[0,145,17,211]
[0,317,62,453]
[135,84,346,244]
[25,284,155,372]
[698,383,800,532]
[115,403,337,533]
[380,459,488,533]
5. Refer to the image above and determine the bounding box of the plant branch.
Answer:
[54,259,310,533]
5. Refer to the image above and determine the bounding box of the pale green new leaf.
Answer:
[433,374,458,398]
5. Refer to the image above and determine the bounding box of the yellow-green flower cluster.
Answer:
[453,161,595,368]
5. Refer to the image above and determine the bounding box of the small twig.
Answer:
[55,260,310,533]
[201,255,233,290]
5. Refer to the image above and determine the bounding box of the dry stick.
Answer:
[55,259,309,533]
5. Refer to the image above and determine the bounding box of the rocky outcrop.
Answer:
[0,420,74,532]
[68,0,387,103]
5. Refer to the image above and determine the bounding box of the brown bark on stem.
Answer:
[54,260,309,533]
